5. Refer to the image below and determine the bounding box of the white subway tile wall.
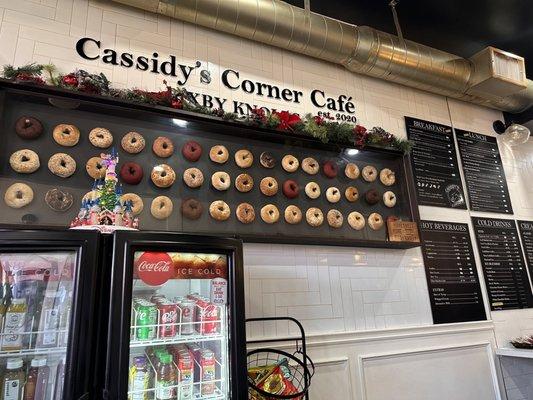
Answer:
[243,244,431,337]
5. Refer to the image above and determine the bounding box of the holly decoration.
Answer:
[2,63,412,153]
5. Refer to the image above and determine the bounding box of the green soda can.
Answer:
[135,302,157,340]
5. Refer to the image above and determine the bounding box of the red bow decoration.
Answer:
[274,111,302,131]
[313,115,325,126]
[354,124,368,147]
[61,74,78,87]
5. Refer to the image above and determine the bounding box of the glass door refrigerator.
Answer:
[0,229,100,400]
[104,231,247,400]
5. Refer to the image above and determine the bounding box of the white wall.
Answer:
[2,1,533,399]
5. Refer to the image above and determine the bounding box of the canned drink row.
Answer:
[132,293,222,341]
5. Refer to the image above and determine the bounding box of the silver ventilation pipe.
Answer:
[111,0,533,114]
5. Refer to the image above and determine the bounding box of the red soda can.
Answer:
[157,301,178,338]
[197,300,219,334]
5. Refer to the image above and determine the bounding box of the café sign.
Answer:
[76,37,357,122]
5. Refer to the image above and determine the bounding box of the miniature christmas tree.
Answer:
[98,148,120,211]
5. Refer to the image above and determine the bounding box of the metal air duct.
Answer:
[111,0,533,114]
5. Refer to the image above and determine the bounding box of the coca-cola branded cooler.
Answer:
[0,230,100,400]
[104,231,247,400]
[0,229,246,400]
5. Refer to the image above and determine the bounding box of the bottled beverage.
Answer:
[155,354,176,400]
[128,356,150,400]
[0,269,11,332]
[23,358,49,400]
[2,298,28,351]
[177,353,193,400]
[200,349,216,396]
[52,358,65,400]
[135,301,157,340]
[1,358,25,400]
[58,291,72,347]
[36,291,61,349]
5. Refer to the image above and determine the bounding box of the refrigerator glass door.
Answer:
[0,251,75,400]
[128,251,230,400]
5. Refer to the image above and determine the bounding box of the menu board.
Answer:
[518,220,533,271]
[419,220,486,323]
[472,217,533,310]
[456,130,513,214]
[405,117,466,209]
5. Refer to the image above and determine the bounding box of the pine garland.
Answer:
[1,63,413,153]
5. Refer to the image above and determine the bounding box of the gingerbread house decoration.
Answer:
[70,149,139,232]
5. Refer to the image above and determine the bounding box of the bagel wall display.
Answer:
[0,87,418,247]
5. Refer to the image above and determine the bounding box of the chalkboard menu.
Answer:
[405,117,466,209]
[518,220,533,272]
[419,220,486,323]
[456,130,513,214]
[472,217,533,310]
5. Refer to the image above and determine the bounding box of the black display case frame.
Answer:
[105,231,247,400]
[0,80,420,249]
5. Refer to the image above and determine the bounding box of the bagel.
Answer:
[260,177,278,196]
[284,205,302,224]
[183,168,204,188]
[345,163,360,179]
[48,153,76,178]
[236,203,255,224]
[89,127,113,148]
[362,165,377,182]
[301,157,319,175]
[121,132,145,154]
[368,213,384,230]
[305,182,321,199]
[326,187,341,203]
[151,196,173,219]
[327,209,343,228]
[348,211,365,230]
[235,149,254,168]
[9,149,40,174]
[209,200,230,221]
[383,191,397,208]
[211,171,231,191]
[151,164,176,188]
[235,173,254,193]
[4,183,33,209]
[380,168,396,186]
[282,155,299,172]
[260,204,280,224]
[209,145,229,164]
[306,207,324,227]
[53,124,80,147]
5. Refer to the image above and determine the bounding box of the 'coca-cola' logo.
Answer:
[135,252,174,286]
